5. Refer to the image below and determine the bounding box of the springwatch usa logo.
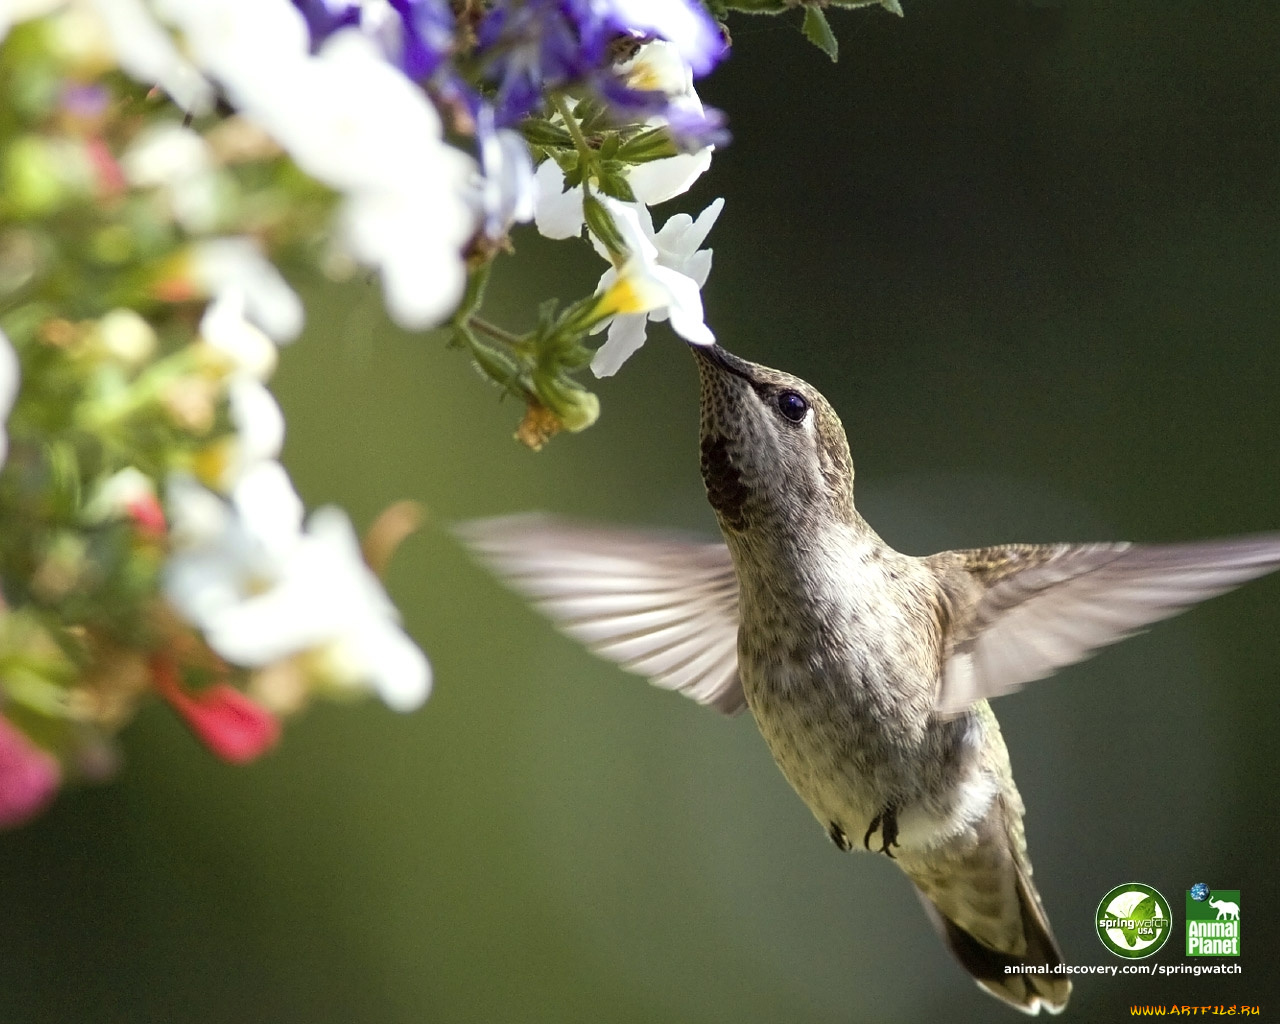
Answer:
[1096,883,1172,958]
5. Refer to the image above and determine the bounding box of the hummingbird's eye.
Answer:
[776,390,809,423]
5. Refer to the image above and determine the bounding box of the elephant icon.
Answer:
[1208,898,1240,921]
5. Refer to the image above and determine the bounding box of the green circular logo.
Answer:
[1096,882,1172,958]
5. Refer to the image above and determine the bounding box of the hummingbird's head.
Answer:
[691,344,857,536]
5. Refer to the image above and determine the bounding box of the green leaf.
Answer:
[719,0,789,13]
[572,96,608,134]
[455,324,529,396]
[562,161,585,190]
[535,298,561,332]
[595,165,637,203]
[555,294,606,336]
[520,119,575,149]
[598,134,621,161]
[471,345,527,394]
[618,126,679,164]
[802,6,839,62]
[831,0,903,13]
[558,341,594,371]
[583,195,628,257]
[5,665,72,717]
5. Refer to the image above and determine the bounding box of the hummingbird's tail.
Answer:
[900,802,1071,1015]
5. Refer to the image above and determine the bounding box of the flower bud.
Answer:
[540,376,600,433]
[152,657,280,765]
[95,309,157,366]
[0,714,60,830]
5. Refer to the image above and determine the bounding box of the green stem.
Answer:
[468,317,524,349]
[551,93,593,163]
[456,260,492,322]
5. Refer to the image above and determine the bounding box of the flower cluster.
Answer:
[0,5,437,825]
[281,0,732,443]
[0,0,900,825]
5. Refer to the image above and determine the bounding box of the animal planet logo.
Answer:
[1096,883,1172,958]
[1186,884,1241,956]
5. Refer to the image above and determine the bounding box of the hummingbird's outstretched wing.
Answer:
[456,515,746,713]
[932,534,1280,714]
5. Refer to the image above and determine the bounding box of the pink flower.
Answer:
[0,714,61,830]
[126,492,168,539]
[152,656,280,764]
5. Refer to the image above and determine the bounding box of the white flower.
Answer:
[221,27,438,193]
[310,32,475,328]
[187,238,304,342]
[198,288,278,382]
[476,112,536,240]
[164,464,431,711]
[153,0,311,103]
[211,506,432,712]
[532,159,587,241]
[532,43,715,242]
[180,380,284,495]
[165,471,242,549]
[185,291,285,492]
[0,328,19,469]
[533,155,713,243]
[589,198,720,376]
[25,0,475,332]
[165,463,298,626]
[95,308,157,366]
[338,184,471,329]
[616,41,715,205]
[86,0,214,113]
[121,122,208,185]
[208,377,286,489]
[154,7,477,330]
[624,146,712,210]
[227,378,285,460]
[121,121,223,232]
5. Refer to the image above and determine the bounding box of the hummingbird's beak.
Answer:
[690,343,757,383]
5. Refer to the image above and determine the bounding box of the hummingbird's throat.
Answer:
[700,433,750,531]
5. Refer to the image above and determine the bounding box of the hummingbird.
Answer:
[459,343,1280,1014]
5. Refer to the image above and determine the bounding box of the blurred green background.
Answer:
[4,1,1280,1020]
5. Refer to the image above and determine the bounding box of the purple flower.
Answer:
[292,1,729,146]
[292,0,455,81]
[292,0,362,48]
[476,0,607,125]
[60,82,111,120]
[592,69,728,151]
[476,0,727,127]
[597,0,726,77]
[663,102,729,151]
[387,0,455,80]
